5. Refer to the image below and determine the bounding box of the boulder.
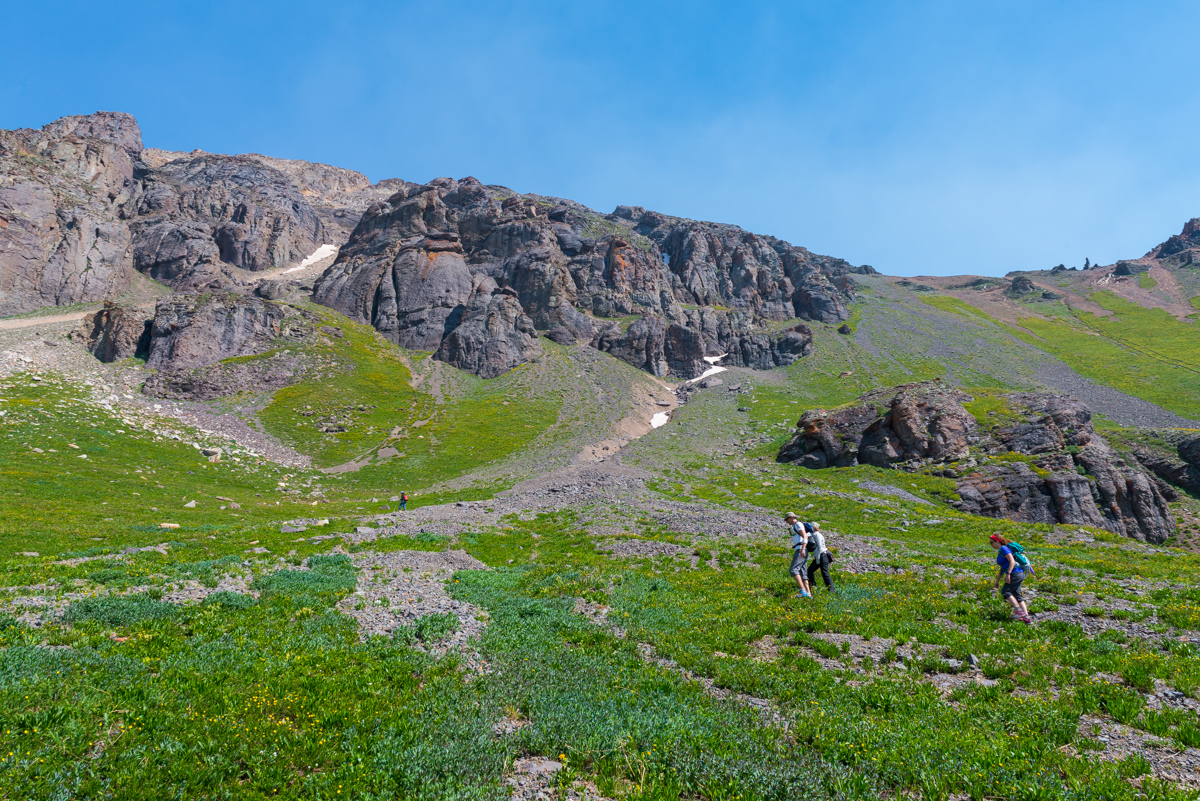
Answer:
[778,381,974,469]
[71,302,151,362]
[1009,276,1037,294]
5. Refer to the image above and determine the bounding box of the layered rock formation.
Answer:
[777,381,1176,543]
[0,112,142,315]
[314,178,856,378]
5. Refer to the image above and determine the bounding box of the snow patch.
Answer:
[650,412,670,428]
[284,243,338,274]
[687,365,727,383]
[703,354,726,365]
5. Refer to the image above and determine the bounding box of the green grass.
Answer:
[1138,272,1159,290]
[917,289,1200,420]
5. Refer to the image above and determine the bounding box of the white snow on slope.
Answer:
[650,412,670,428]
[283,243,339,274]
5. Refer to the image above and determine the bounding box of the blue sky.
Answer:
[4,1,1198,276]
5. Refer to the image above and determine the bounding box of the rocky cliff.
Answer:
[777,381,1176,543]
[314,177,857,378]
[4,113,859,381]
[0,112,142,316]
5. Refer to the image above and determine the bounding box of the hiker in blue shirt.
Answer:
[784,513,812,598]
[990,534,1031,624]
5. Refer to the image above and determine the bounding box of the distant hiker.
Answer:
[806,522,834,593]
[990,534,1031,624]
[399,492,408,512]
[784,513,812,598]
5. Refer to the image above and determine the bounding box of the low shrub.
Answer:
[61,595,180,627]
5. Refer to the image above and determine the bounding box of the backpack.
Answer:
[1008,542,1034,573]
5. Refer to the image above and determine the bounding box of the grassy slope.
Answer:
[5,291,1200,799]
[5,371,1200,799]
[909,278,1200,420]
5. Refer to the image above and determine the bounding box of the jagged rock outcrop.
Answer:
[1148,217,1200,261]
[1132,433,1200,497]
[1009,276,1037,295]
[130,154,329,290]
[314,177,856,378]
[143,293,284,371]
[434,278,541,378]
[777,381,1176,543]
[70,301,150,362]
[778,382,974,468]
[0,112,141,316]
[138,293,316,400]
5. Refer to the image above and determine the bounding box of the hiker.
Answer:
[990,534,1031,624]
[784,513,812,598]
[806,522,834,593]
[399,492,408,512]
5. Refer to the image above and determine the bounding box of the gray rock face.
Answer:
[314,177,854,378]
[1132,433,1200,497]
[435,279,541,378]
[144,293,284,371]
[70,301,150,362]
[778,381,975,469]
[137,293,321,400]
[592,316,706,378]
[131,154,328,290]
[0,112,141,315]
[778,382,1176,543]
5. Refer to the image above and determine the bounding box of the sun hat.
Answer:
[784,512,797,520]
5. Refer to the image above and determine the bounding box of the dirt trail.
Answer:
[0,311,92,330]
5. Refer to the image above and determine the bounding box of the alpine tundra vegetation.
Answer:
[3,112,1200,800]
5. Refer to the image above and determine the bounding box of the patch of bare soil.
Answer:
[1071,714,1200,790]
[336,549,490,664]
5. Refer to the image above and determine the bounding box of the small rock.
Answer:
[838,323,852,334]
[245,547,271,554]
[738,407,751,412]
[31,447,43,454]
[20,551,39,557]
[967,653,979,668]
[159,523,180,530]
[389,496,400,502]
[355,526,377,535]
[183,500,196,508]
[281,524,307,534]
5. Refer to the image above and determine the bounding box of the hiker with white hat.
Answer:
[784,512,812,598]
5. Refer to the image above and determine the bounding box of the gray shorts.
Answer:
[1002,571,1025,602]
[789,548,807,576]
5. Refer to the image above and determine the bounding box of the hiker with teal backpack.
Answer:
[989,534,1032,624]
